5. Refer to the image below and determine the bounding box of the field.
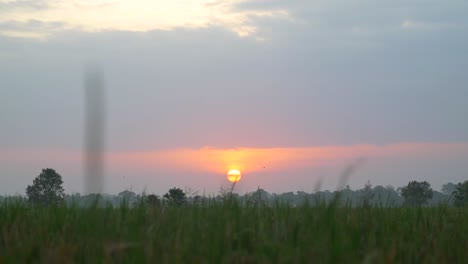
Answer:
[1,200,467,263]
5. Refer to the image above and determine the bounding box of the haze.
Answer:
[1,0,467,195]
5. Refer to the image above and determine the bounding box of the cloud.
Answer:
[2,0,467,42]
[232,0,468,36]
[1,23,467,152]
[0,0,49,11]
[0,0,291,39]
[400,20,456,31]
[0,19,68,38]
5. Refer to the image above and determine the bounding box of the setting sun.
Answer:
[227,169,241,183]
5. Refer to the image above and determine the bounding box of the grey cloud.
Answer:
[1,22,467,153]
[72,1,118,9]
[0,19,67,31]
[233,0,468,35]
[0,0,49,11]
[1,1,468,153]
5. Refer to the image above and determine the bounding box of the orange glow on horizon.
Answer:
[98,143,468,175]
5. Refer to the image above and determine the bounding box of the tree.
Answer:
[400,181,433,206]
[26,168,65,206]
[360,181,375,207]
[146,194,161,207]
[163,187,186,206]
[118,190,137,201]
[441,182,457,196]
[453,181,468,207]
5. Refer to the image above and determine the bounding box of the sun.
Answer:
[227,169,241,183]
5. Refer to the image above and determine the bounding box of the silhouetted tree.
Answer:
[453,181,468,207]
[441,182,457,196]
[401,181,433,206]
[360,181,375,207]
[163,187,186,206]
[118,190,137,201]
[192,195,203,205]
[146,194,161,207]
[80,193,104,207]
[26,168,65,206]
[246,187,269,206]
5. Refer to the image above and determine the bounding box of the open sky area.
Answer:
[1,0,467,195]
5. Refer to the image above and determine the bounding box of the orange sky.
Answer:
[3,143,468,175]
[107,142,468,174]
[1,142,468,194]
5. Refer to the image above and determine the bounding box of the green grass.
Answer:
[1,200,467,263]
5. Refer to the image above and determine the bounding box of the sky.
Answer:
[1,0,467,195]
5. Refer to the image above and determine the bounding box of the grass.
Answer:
[1,199,467,263]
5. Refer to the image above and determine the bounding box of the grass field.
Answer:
[1,199,467,263]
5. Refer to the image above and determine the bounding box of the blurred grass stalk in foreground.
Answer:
[84,67,106,194]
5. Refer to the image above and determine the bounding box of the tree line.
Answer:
[2,168,467,208]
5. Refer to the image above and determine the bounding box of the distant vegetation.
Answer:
[0,168,467,262]
[0,168,467,208]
